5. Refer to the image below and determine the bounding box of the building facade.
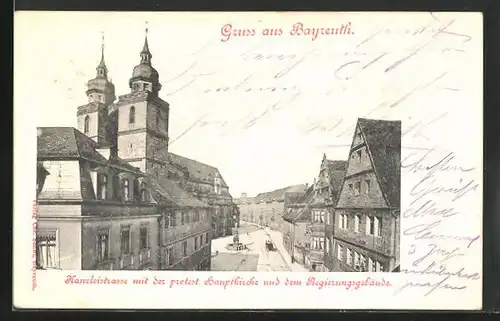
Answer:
[235,185,306,231]
[329,118,401,272]
[307,155,347,272]
[35,31,234,271]
[36,128,161,270]
[282,187,313,266]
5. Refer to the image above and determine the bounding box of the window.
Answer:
[366,216,381,236]
[354,252,360,269]
[129,106,135,124]
[314,211,324,223]
[326,238,330,253]
[357,150,362,162]
[97,174,108,200]
[376,261,383,272]
[366,216,373,235]
[340,214,348,230]
[182,241,187,257]
[181,212,185,225]
[312,237,324,250]
[326,212,330,225]
[375,217,381,236]
[200,234,204,246]
[354,215,360,232]
[36,229,58,269]
[96,230,109,262]
[346,248,352,265]
[205,233,209,244]
[84,116,90,134]
[165,248,170,266]
[194,237,199,250]
[140,226,148,250]
[360,254,367,272]
[354,181,361,196]
[122,179,130,201]
[348,183,353,195]
[368,257,375,272]
[140,182,147,202]
[120,226,130,255]
[365,179,371,194]
[337,245,344,261]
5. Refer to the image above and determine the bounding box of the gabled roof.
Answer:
[168,152,228,188]
[38,127,142,174]
[328,160,347,196]
[357,118,401,208]
[37,127,107,163]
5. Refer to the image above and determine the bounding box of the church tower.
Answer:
[109,26,170,175]
[77,34,116,146]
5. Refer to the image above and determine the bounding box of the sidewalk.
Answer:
[263,227,309,272]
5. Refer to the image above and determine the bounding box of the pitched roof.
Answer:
[168,152,228,188]
[357,118,401,208]
[37,127,107,163]
[255,184,306,202]
[145,175,209,208]
[38,127,142,174]
[328,161,347,196]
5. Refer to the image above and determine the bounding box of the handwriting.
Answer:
[402,150,475,174]
[397,260,480,296]
[403,220,480,249]
[412,243,463,267]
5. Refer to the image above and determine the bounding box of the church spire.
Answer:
[140,22,152,64]
[96,32,108,78]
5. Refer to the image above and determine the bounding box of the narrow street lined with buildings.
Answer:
[211,223,308,272]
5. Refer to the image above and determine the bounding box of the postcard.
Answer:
[13,11,483,310]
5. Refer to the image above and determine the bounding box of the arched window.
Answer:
[84,116,90,134]
[140,182,147,202]
[123,179,130,201]
[129,106,135,124]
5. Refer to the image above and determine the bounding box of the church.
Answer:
[35,30,237,270]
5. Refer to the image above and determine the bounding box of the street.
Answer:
[211,223,291,272]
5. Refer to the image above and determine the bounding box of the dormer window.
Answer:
[97,174,108,200]
[129,106,136,124]
[140,182,147,202]
[84,116,90,134]
[122,179,130,201]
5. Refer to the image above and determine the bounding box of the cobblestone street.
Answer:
[211,223,297,272]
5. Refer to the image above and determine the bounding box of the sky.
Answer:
[15,11,482,197]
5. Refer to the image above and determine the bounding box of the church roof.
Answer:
[357,118,401,208]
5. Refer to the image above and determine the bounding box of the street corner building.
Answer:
[34,31,236,271]
[282,155,347,272]
[328,118,401,273]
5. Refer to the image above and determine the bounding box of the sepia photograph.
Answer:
[15,11,482,310]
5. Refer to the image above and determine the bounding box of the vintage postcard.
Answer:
[13,11,483,310]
